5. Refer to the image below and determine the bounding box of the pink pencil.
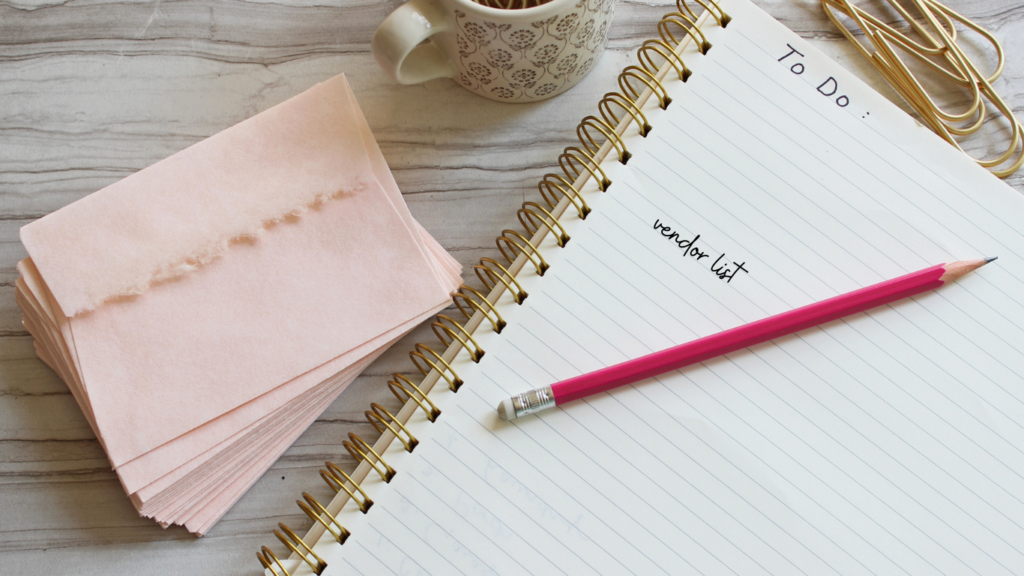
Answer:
[496,258,995,420]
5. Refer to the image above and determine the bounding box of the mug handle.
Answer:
[371,0,458,85]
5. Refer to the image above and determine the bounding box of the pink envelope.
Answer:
[17,74,461,533]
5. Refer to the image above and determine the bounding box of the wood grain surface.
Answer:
[1,0,1021,574]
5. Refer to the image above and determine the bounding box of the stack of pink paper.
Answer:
[14,74,462,535]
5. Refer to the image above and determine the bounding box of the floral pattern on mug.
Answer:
[453,0,615,101]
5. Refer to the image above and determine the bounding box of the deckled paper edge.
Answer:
[20,74,373,317]
[81,183,366,313]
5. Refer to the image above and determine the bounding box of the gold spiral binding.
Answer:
[539,173,591,219]
[410,342,463,392]
[577,115,631,164]
[497,229,550,275]
[453,285,506,333]
[258,546,291,576]
[599,92,652,136]
[659,11,712,54]
[619,65,673,110]
[258,3,734,572]
[518,203,570,248]
[678,0,730,28]
[367,403,419,452]
[637,39,691,82]
[433,313,486,361]
[321,461,374,513]
[388,373,441,422]
[298,492,351,544]
[343,433,396,483]
[274,523,327,575]
[559,146,611,190]
[475,258,528,304]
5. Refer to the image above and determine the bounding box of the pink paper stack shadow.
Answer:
[15,74,462,535]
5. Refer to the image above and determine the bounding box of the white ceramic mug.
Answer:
[371,0,616,102]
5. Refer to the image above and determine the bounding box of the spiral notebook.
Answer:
[259,0,1024,573]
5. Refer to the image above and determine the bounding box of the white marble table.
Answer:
[1,0,1021,574]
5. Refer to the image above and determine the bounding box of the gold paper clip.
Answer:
[822,0,1023,176]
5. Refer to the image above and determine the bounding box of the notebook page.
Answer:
[310,0,1024,573]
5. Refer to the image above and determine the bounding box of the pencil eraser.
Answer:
[496,398,516,421]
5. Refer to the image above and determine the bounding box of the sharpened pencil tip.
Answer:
[985,256,998,263]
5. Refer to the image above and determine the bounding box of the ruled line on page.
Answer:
[457,381,744,576]
[728,27,1024,272]
[491,270,926,574]
[620,141,1024,550]
[490,274,892,573]
[517,302,889,574]
[632,79,1024,444]
[620,159,1024,456]
[417,443,577,575]
[623,50,1024,566]
[685,47,1024,349]
[542,243,984,574]
[316,1,1024,573]
[433,417,644,576]
[717,31,1024,306]
[574,212,1024,516]
[589,197,1024,507]
[630,62,1024,453]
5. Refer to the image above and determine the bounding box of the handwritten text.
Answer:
[778,44,850,108]
[653,219,749,283]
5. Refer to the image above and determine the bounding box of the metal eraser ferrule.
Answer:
[511,386,555,418]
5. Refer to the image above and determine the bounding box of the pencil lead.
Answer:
[985,256,998,264]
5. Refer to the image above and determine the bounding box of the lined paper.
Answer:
[315,0,1024,573]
